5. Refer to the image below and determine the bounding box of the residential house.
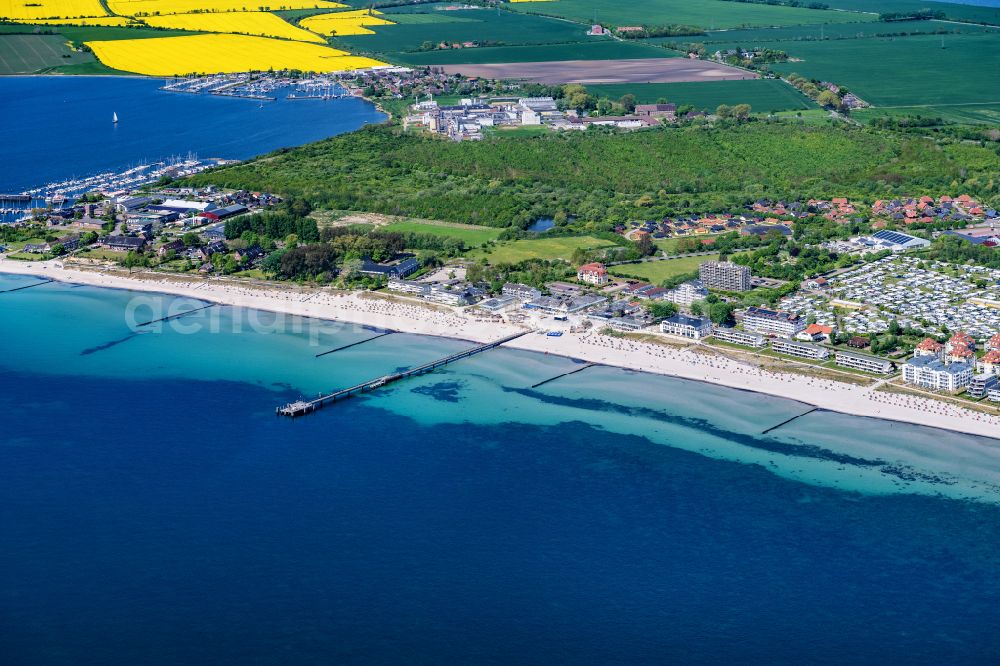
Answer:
[577,262,608,286]
[796,323,833,342]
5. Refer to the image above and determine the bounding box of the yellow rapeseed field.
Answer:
[143,11,326,44]
[0,0,108,20]
[86,33,386,75]
[107,0,346,17]
[299,10,394,37]
[10,16,134,26]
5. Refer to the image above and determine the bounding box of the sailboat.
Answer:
[112,111,119,124]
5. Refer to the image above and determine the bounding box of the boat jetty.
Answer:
[161,73,351,101]
[2,157,236,224]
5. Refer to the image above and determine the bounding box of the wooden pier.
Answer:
[278,331,529,417]
[0,194,31,203]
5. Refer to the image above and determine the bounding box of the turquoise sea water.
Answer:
[2,274,1000,662]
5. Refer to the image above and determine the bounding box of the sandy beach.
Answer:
[3,257,999,440]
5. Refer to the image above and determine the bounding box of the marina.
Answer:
[0,76,385,195]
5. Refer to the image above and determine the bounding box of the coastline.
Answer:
[3,257,999,441]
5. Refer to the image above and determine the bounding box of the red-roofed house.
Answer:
[979,350,1000,374]
[989,333,1000,352]
[948,331,976,352]
[914,338,944,358]
[946,344,975,363]
[796,323,834,342]
[577,262,608,286]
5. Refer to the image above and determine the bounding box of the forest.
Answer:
[189,122,1000,232]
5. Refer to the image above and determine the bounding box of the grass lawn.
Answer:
[586,79,814,113]
[469,236,616,264]
[382,219,502,245]
[609,254,712,283]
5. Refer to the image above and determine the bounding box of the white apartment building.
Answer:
[742,307,806,338]
[771,339,829,360]
[902,356,973,392]
[835,351,894,374]
[712,327,767,348]
[660,314,712,339]
[665,280,708,308]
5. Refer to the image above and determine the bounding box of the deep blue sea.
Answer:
[2,274,1000,663]
[0,76,384,192]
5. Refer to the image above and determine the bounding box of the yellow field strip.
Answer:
[107,0,346,17]
[299,9,394,37]
[9,16,134,26]
[85,33,386,75]
[0,0,108,20]
[142,11,326,43]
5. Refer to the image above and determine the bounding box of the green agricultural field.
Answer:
[0,34,94,74]
[609,255,715,283]
[698,19,999,45]
[392,40,674,65]
[382,220,502,245]
[334,8,595,56]
[386,14,481,25]
[509,0,877,30]
[854,104,1000,126]
[770,32,1000,107]
[585,79,814,112]
[469,236,616,264]
[821,0,1000,26]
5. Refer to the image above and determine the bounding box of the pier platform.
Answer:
[278,331,528,417]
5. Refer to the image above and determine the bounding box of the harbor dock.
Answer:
[278,331,529,417]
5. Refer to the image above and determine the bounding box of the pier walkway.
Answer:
[278,331,528,417]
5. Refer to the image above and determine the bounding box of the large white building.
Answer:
[699,261,751,292]
[742,307,806,337]
[902,356,973,391]
[502,282,542,302]
[664,280,708,308]
[660,314,712,339]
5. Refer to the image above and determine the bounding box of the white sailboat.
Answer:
[112,111,119,124]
